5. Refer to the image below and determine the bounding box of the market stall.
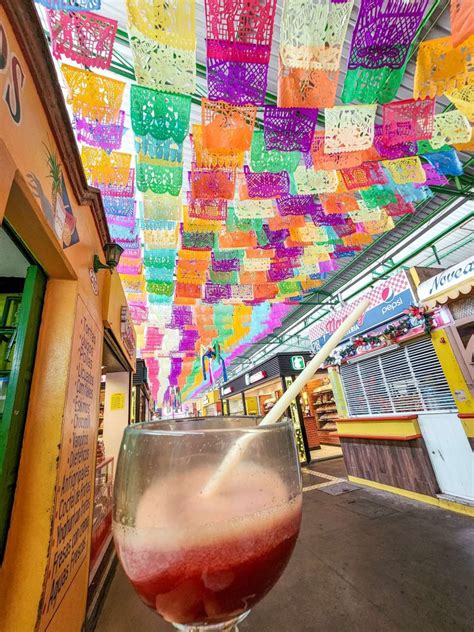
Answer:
[415,258,474,502]
[202,389,223,416]
[309,270,461,502]
[131,359,153,423]
[221,353,313,462]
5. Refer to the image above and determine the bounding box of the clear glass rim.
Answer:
[125,416,291,436]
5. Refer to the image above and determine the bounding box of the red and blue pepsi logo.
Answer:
[380,286,394,302]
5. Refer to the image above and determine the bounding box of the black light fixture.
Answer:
[93,242,124,273]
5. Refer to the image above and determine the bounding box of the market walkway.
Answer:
[95,459,474,632]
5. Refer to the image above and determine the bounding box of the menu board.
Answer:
[38,297,102,630]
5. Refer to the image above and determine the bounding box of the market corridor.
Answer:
[95,459,474,632]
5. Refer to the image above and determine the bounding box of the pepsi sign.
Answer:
[309,271,415,352]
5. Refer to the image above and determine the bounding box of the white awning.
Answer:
[418,256,474,308]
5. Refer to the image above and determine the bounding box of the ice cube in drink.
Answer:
[113,462,302,626]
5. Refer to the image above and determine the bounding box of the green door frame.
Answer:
[0,263,46,559]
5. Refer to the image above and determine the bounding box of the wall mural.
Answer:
[27,143,79,249]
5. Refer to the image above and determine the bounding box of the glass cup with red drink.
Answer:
[113,416,302,631]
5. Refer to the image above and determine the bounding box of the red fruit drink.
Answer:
[114,463,302,626]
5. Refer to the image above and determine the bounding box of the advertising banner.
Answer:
[308,271,416,352]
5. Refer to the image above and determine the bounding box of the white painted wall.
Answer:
[103,371,130,477]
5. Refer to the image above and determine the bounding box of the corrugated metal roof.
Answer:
[35,0,474,390]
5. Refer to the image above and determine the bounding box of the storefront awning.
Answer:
[418,256,474,308]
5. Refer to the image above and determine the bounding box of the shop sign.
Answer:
[120,305,136,359]
[245,370,267,385]
[221,386,233,396]
[417,256,474,303]
[38,298,101,630]
[290,355,306,371]
[309,271,415,352]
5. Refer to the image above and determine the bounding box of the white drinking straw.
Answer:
[202,298,371,497]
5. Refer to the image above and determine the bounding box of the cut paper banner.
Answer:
[263,106,318,152]
[414,35,474,99]
[126,0,196,94]
[62,64,125,123]
[324,105,377,153]
[47,10,117,69]
[382,98,435,145]
[130,85,191,143]
[347,0,429,70]
[279,0,353,71]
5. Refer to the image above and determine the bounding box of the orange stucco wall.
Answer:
[0,10,127,631]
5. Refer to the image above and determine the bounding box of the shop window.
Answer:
[0,226,46,558]
[446,297,474,389]
[341,337,456,416]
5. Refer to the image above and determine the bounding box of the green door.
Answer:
[0,265,46,558]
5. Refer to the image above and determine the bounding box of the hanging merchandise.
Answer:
[347,0,429,70]
[429,111,473,149]
[201,100,257,154]
[205,0,277,105]
[47,9,117,69]
[280,0,353,71]
[81,147,131,185]
[136,156,183,195]
[451,0,474,47]
[324,104,377,153]
[75,111,125,151]
[381,98,435,145]
[263,106,318,152]
[242,166,290,199]
[61,64,125,122]
[414,35,474,99]
[126,0,196,94]
[340,162,388,191]
[130,85,191,143]
[192,125,244,169]
[382,156,427,184]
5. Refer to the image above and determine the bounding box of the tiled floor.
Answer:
[310,444,343,461]
[95,459,474,632]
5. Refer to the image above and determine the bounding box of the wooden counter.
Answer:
[336,415,439,497]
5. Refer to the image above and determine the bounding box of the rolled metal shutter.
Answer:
[341,337,456,416]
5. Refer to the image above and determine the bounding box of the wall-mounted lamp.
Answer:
[93,242,124,273]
